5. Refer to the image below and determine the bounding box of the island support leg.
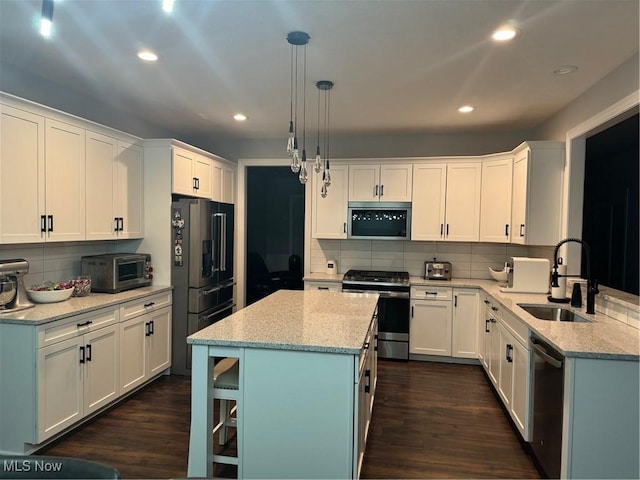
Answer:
[187,345,214,478]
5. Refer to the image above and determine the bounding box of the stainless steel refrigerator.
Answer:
[171,197,235,375]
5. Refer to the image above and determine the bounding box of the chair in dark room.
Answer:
[0,456,120,479]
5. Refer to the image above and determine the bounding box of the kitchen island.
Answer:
[186,289,379,479]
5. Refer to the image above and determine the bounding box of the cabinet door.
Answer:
[146,306,172,377]
[379,164,412,202]
[222,165,235,204]
[85,131,117,240]
[193,154,214,199]
[511,151,528,244]
[83,324,119,415]
[119,316,147,394]
[444,163,481,241]
[172,147,196,195]
[349,164,379,201]
[312,165,348,239]
[480,157,513,243]
[510,339,530,440]
[116,141,144,238]
[45,119,86,242]
[410,300,452,356]
[411,163,446,240]
[211,162,223,202]
[37,336,84,442]
[487,318,500,385]
[497,322,514,409]
[0,105,45,243]
[478,307,490,369]
[452,289,479,359]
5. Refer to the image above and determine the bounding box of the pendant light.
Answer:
[286,31,310,181]
[316,80,333,197]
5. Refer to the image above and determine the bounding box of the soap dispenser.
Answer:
[570,283,583,308]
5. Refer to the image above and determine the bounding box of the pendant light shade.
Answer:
[286,31,310,180]
[316,80,333,197]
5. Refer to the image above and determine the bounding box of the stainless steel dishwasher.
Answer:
[530,335,565,479]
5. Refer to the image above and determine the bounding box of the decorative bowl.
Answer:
[489,267,509,282]
[27,284,74,303]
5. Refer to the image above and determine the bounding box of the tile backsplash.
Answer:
[310,238,554,279]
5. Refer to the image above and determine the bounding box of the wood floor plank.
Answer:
[38,360,540,479]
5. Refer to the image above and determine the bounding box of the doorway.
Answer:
[245,166,305,305]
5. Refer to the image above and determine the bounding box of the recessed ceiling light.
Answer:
[553,65,578,75]
[458,105,474,113]
[162,0,175,13]
[137,50,158,62]
[492,26,520,42]
[233,113,247,122]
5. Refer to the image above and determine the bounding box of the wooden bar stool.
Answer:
[212,357,239,467]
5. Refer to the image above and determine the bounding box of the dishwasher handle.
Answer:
[531,339,563,369]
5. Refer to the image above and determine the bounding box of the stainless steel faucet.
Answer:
[551,238,599,314]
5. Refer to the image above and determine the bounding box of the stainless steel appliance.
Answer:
[171,197,235,375]
[81,253,152,293]
[342,269,410,360]
[347,202,411,240]
[424,258,452,280]
[0,259,34,313]
[501,257,550,294]
[530,334,565,479]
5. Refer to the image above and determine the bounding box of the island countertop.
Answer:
[187,289,379,354]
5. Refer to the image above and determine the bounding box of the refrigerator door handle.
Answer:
[221,213,227,272]
[212,212,224,274]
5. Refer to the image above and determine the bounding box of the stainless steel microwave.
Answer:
[347,202,411,240]
[81,253,152,293]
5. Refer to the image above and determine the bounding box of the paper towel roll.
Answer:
[551,264,567,299]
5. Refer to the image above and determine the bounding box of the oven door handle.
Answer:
[343,288,409,299]
[198,300,235,321]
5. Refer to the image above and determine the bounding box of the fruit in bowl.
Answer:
[27,281,74,303]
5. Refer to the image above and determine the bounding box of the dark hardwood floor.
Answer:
[38,360,540,479]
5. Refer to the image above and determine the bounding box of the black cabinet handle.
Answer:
[506,344,513,362]
[144,302,155,308]
[364,341,370,350]
[114,217,119,232]
[454,295,458,307]
[79,346,85,364]
[364,369,371,393]
[446,224,449,236]
[519,224,525,237]
[193,177,197,190]
[48,215,53,232]
[505,224,509,236]
[484,300,490,305]
[149,320,154,335]
[491,306,498,312]
[145,322,151,337]
[40,215,46,233]
[318,287,329,290]
[86,344,92,362]
[77,320,93,328]
[380,185,384,197]
[118,217,124,232]
[440,224,443,236]
[343,222,346,233]
[411,305,414,317]
[485,319,490,333]
[374,185,379,197]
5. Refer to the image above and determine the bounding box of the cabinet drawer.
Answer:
[305,281,342,292]
[500,309,529,345]
[410,286,452,300]
[38,307,119,348]
[120,291,172,321]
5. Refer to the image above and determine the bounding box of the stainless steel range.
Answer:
[342,269,410,360]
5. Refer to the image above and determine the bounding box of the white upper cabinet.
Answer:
[212,160,236,204]
[172,147,214,199]
[480,155,513,243]
[0,104,45,244]
[43,119,86,242]
[85,134,144,240]
[349,163,412,202]
[511,141,564,245]
[312,164,348,239]
[412,162,481,241]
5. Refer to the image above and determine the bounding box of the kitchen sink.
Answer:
[517,304,590,322]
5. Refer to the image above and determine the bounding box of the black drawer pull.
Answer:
[77,320,93,328]
[144,302,155,308]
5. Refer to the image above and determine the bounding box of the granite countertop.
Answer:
[304,273,639,360]
[188,289,379,354]
[0,285,173,326]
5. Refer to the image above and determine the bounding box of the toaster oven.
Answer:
[81,253,153,293]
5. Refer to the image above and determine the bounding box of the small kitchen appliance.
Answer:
[500,257,550,294]
[0,258,35,313]
[424,258,452,280]
[81,253,152,293]
[326,259,338,275]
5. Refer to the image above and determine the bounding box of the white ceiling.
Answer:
[0,0,638,144]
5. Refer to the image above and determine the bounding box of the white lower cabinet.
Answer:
[0,290,172,455]
[120,305,171,394]
[452,288,479,358]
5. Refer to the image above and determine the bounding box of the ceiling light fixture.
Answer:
[162,0,175,13]
[316,80,334,198]
[491,26,520,42]
[458,105,474,113]
[39,0,54,38]
[138,50,158,62]
[286,31,310,184]
[553,65,578,75]
[233,113,247,121]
